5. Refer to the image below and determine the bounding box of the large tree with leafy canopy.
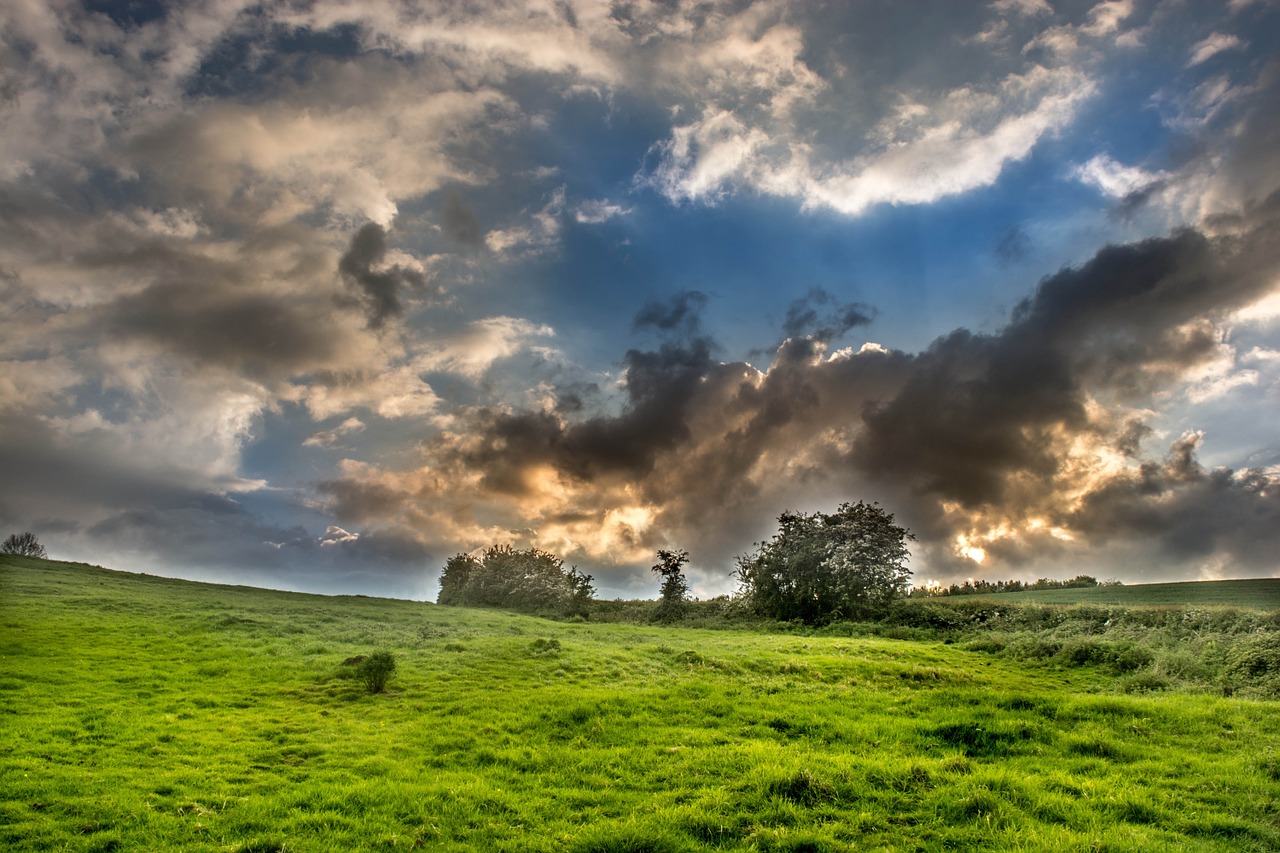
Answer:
[736,502,913,624]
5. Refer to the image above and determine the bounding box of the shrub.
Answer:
[529,638,561,656]
[358,651,396,694]
[1118,671,1170,694]
[1222,634,1280,698]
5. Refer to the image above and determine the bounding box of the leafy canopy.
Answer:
[736,501,913,624]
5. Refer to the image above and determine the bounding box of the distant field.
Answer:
[2,556,1278,852]
[960,578,1280,609]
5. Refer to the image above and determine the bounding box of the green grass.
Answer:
[3,555,1279,851]
[956,578,1280,609]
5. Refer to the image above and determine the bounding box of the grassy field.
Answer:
[2,556,1278,852]
[952,578,1280,609]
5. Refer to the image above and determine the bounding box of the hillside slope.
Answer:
[2,556,1277,852]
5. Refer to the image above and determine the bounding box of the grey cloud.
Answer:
[338,223,432,328]
[853,216,1280,509]
[442,193,483,247]
[1065,433,1280,572]
[633,290,709,337]
[995,225,1030,263]
[0,411,433,597]
[104,279,346,378]
[779,288,874,343]
[446,334,721,494]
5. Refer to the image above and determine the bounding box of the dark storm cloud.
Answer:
[447,335,722,494]
[852,217,1280,510]
[442,192,482,247]
[338,223,432,327]
[0,414,232,523]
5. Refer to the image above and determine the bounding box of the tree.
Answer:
[736,502,913,624]
[437,553,479,606]
[565,566,597,618]
[2,532,46,559]
[436,545,595,616]
[651,548,690,622]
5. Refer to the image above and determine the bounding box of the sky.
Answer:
[2,0,1279,601]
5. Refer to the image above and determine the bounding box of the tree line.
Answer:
[910,575,1121,598]
[436,501,915,626]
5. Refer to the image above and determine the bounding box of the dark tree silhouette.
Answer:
[651,548,691,622]
[2,532,47,559]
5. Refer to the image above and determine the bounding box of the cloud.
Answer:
[573,198,630,224]
[442,193,483,246]
[2,0,1278,599]
[779,289,874,343]
[1187,32,1246,67]
[1073,154,1165,199]
[484,187,566,256]
[319,525,360,546]
[634,291,709,338]
[996,225,1032,263]
[303,417,367,448]
[339,223,438,328]
[649,63,1095,215]
[318,204,1280,589]
[634,0,1123,217]
[415,316,557,379]
[287,364,442,421]
[990,0,1053,16]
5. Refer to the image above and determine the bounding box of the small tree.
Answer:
[736,502,913,625]
[566,566,596,618]
[2,532,47,559]
[651,548,690,622]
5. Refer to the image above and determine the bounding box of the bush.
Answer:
[1222,634,1280,698]
[2,532,46,558]
[358,651,396,694]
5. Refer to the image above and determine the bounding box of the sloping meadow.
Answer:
[2,557,1277,851]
